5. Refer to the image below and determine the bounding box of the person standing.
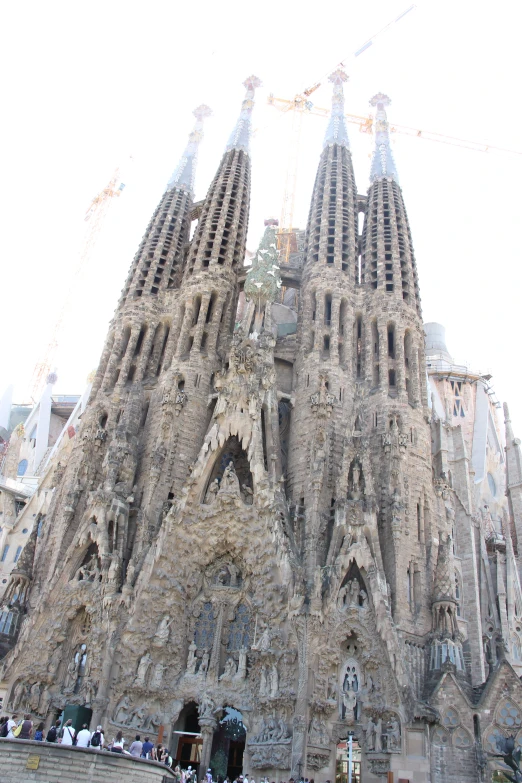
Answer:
[75,723,91,748]
[141,736,154,758]
[6,714,18,738]
[60,719,76,746]
[46,720,60,743]
[34,722,44,741]
[19,714,33,739]
[129,734,143,757]
[90,725,104,750]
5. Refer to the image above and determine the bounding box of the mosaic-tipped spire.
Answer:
[323,69,351,148]
[167,104,212,192]
[244,221,282,308]
[226,75,262,153]
[369,93,399,182]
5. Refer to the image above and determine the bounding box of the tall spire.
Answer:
[167,104,212,193]
[369,93,399,182]
[226,75,262,153]
[323,69,351,148]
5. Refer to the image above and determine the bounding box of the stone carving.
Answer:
[154,615,173,647]
[29,682,41,712]
[310,374,335,417]
[250,717,291,743]
[235,646,248,680]
[186,641,197,675]
[220,657,237,680]
[375,717,383,752]
[114,694,132,724]
[306,751,331,770]
[253,626,271,652]
[367,756,390,777]
[308,714,329,746]
[75,554,100,582]
[199,650,210,675]
[220,461,241,494]
[135,652,152,685]
[151,662,164,688]
[386,716,401,752]
[198,692,215,719]
[365,715,376,751]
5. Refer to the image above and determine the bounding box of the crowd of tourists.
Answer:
[0,714,171,763]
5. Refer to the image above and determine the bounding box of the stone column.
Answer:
[175,300,194,358]
[91,622,118,727]
[116,326,140,389]
[199,720,217,774]
[137,322,158,381]
[192,294,211,352]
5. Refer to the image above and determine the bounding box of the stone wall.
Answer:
[0,738,175,783]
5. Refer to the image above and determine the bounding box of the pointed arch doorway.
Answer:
[210,706,246,780]
[336,733,361,783]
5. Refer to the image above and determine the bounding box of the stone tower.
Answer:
[2,71,522,783]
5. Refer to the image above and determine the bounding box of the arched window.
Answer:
[17,459,28,476]
[194,602,216,650]
[227,604,252,651]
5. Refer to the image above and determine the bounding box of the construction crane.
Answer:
[28,168,127,402]
[268,3,522,262]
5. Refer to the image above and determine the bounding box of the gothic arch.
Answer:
[201,436,254,503]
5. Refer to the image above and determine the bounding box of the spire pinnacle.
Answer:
[226,75,262,154]
[369,93,399,182]
[323,69,350,149]
[167,104,212,192]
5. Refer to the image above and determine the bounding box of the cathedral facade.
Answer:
[2,71,522,783]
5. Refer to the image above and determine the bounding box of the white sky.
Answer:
[1,0,521,435]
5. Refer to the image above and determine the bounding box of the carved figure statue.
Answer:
[235,646,248,680]
[205,479,219,504]
[254,626,271,652]
[135,652,152,686]
[260,665,268,696]
[29,682,41,713]
[337,585,348,611]
[220,657,237,680]
[186,641,197,675]
[359,589,368,609]
[276,718,290,740]
[348,578,360,606]
[269,663,279,697]
[387,717,401,751]
[327,675,337,701]
[199,650,209,675]
[220,461,240,494]
[129,704,147,727]
[36,686,51,716]
[151,662,164,688]
[114,694,132,724]
[342,689,357,722]
[75,553,100,582]
[64,650,81,691]
[375,718,383,752]
[154,615,173,646]
[199,692,215,719]
[365,716,376,751]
